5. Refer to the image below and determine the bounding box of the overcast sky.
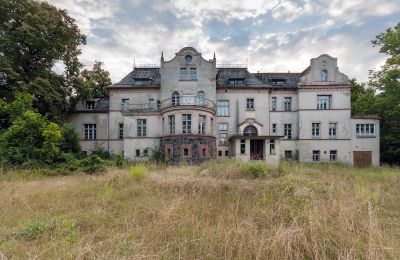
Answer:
[47,0,400,83]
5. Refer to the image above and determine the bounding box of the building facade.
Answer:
[69,47,380,166]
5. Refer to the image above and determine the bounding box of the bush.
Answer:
[78,155,106,174]
[129,164,147,181]
[241,163,268,178]
[115,154,125,168]
[18,221,48,240]
[91,148,111,160]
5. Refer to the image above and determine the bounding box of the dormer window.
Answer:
[185,55,192,63]
[134,78,151,86]
[271,78,286,85]
[85,101,95,110]
[229,78,245,85]
[321,70,328,81]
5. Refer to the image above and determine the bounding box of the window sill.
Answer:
[217,115,230,117]
[179,79,198,81]
[356,135,376,138]
[246,109,255,111]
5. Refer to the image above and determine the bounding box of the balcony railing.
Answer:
[121,96,216,114]
[160,96,216,113]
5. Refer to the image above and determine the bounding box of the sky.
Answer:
[47,0,400,83]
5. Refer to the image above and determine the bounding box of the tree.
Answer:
[369,23,400,164]
[79,61,112,99]
[41,122,62,163]
[0,0,86,120]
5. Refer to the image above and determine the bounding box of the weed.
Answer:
[129,164,147,181]
[17,221,48,241]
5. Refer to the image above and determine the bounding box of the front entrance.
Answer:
[353,151,372,167]
[250,140,264,160]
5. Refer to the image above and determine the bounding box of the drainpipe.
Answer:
[107,102,110,153]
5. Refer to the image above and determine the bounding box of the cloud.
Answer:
[45,0,399,82]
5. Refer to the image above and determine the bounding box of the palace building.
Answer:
[69,47,380,166]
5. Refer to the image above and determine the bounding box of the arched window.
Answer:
[243,125,258,136]
[196,91,205,105]
[172,91,179,106]
[321,70,328,81]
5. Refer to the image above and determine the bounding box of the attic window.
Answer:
[85,101,95,110]
[229,78,245,85]
[271,78,286,85]
[321,70,328,81]
[134,78,151,86]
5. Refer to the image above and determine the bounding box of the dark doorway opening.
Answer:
[250,140,264,160]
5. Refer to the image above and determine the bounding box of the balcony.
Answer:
[160,96,216,114]
[121,102,160,115]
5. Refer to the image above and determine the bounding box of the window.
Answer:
[312,150,320,161]
[84,124,96,140]
[285,150,293,159]
[202,148,207,157]
[182,114,192,133]
[182,95,195,105]
[229,78,245,85]
[85,101,95,110]
[137,119,147,136]
[119,123,124,139]
[172,91,180,106]
[134,78,151,86]
[271,97,277,111]
[225,150,229,156]
[312,123,320,138]
[183,148,189,156]
[272,124,277,134]
[284,124,292,139]
[240,139,246,154]
[356,124,375,137]
[185,55,192,62]
[179,68,188,80]
[189,68,197,80]
[143,149,149,157]
[218,150,222,156]
[246,98,254,110]
[329,123,337,138]
[168,115,175,135]
[243,125,258,136]
[122,99,129,105]
[217,100,229,116]
[284,97,292,111]
[219,123,228,145]
[321,70,328,81]
[330,150,337,161]
[149,99,156,111]
[198,115,206,134]
[271,79,286,85]
[196,91,205,105]
[317,95,331,109]
[136,149,140,157]
[270,140,275,155]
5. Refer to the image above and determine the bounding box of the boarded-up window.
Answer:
[353,151,372,167]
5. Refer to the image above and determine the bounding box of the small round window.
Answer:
[185,55,192,62]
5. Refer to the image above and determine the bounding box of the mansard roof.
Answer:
[74,98,110,112]
[253,72,301,88]
[110,67,161,87]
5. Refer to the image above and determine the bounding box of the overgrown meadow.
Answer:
[0,160,399,259]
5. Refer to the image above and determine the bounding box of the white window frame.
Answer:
[317,95,331,109]
[217,100,229,116]
[246,98,255,111]
[356,124,375,137]
[198,115,206,134]
[284,124,292,139]
[219,123,228,145]
[329,123,337,138]
[330,150,337,161]
[182,114,192,134]
[284,97,292,111]
[312,123,320,138]
[312,150,320,161]
[271,97,277,111]
[84,124,96,140]
[137,119,147,136]
[168,115,175,135]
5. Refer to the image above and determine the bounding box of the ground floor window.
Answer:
[119,123,124,139]
[285,150,292,159]
[225,150,229,156]
[270,140,275,155]
[312,150,320,161]
[240,139,246,154]
[143,149,149,157]
[218,150,222,156]
[330,150,337,161]
[136,149,140,157]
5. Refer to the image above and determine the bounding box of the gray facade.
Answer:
[69,47,380,166]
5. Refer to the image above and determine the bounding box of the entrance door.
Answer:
[250,140,264,160]
[353,151,372,167]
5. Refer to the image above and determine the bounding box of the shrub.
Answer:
[18,221,48,240]
[78,155,106,174]
[149,148,162,163]
[40,122,62,163]
[115,154,125,168]
[241,163,267,178]
[129,164,147,181]
[91,148,111,160]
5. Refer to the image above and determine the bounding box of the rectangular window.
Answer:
[119,123,124,139]
[182,114,192,134]
[317,95,331,109]
[84,124,96,140]
[285,150,292,159]
[143,149,149,157]
[85,101,95,110]
[270,140,275,155]
[168,115,175,135]
[356,124,375,137]
[218,150,222,156]
[198,115,206,134]
[329,123,337,138]
[183,148,189,156]
[122,99,129,109]
[189,68,197,80]
[136,149,140,157]
[137,119,147,136]
[313,150,320,161]
[246,98,254,110]
[284,97,292,111]
[219,123,228,145]
[179,68,187,80]
[240,139,246,154]
[271,97,277,111]
[149,99,156,111]
[217,100,229,116]
[330,150,337,161]
[284,124,292,139]
[272,123,277,134]
[312,123,320,138]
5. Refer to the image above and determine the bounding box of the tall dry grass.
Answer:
[0,161,399,259]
